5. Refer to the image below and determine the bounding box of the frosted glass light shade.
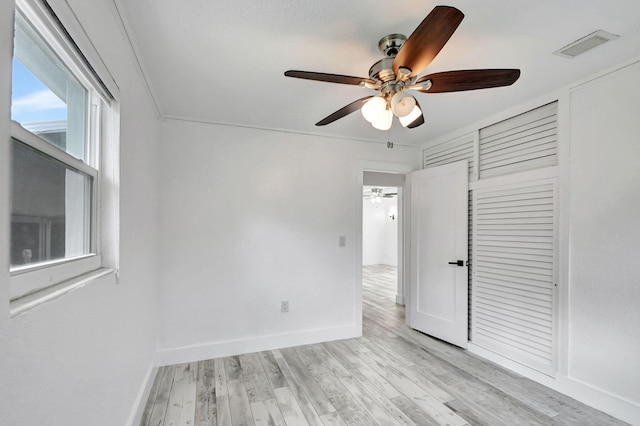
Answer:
[399,104,422,127]
[361,96,386,123]
[372,108,393,130]
[390,92,416,117]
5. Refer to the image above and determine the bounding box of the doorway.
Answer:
[362,185,400,306]
[358,164,469,348]
[360,170,408,318]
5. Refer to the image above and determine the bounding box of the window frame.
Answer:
[9,0,116,304]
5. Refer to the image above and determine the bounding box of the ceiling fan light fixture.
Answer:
[390,91,416,117]
[361,96,387,123]
[372,108,393,130]
[399,104,422,127]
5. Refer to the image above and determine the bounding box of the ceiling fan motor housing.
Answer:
[378,34,407,57]
[368,57,396,83]
[370,34,417,92]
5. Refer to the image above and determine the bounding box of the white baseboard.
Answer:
[154,324,361,367]
[395,294,405,306]
[468,343,640,425]
[126,357,158,426]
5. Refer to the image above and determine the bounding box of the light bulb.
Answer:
[361,96,386,123]
[399,104,422,127]
[390,92,416,117]
[372,108,393,130]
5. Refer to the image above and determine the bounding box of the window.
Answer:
[9,0,117,304]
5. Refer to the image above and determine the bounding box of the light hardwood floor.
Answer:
[140,264,627,425]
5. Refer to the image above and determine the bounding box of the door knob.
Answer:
[448,260,464,267]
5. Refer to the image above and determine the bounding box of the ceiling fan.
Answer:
[364,187,397,203]
[284,5,520,131]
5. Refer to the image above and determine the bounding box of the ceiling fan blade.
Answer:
[392,6,464,78]
[406,100,425,129]
[285,70,375,86]
[316,96,373,126]
[416,69,521,93]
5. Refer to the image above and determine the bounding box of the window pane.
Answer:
[11,10,88,161]
[10,139,92,268]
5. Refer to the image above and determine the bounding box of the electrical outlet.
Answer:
[281,300,289,313]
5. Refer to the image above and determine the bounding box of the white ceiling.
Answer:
[117,0,640,147]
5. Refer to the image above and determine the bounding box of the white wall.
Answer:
[567,61,640,409]
[0,0,161,425]
[156,119,418,363]
[362,194,398,266]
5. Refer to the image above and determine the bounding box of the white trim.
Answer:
[471,189,478,343]
[10,252,96,275]
[16,0,114,103]
[164,114,418,148]
[126,361,159,426]
[395,186,405,307]
[11,122,97,176]
[99,100,120,276]
[555,91,572,378]
[38,0,120,100]
[568,57,640,93]
[468,343,640,425]
[402,172,412,326]
[355,168,364,331]
[10,254,102,299]
[49,0,120,99]
[9,266,115,317]
[154,324,360,367]
[358,161,414,175]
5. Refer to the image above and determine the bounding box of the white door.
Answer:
[408,161,468,348]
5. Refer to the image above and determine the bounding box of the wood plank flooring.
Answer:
[140,264,628,426]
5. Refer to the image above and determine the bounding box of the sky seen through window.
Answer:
[11,58,67,125]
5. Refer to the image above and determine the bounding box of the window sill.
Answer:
[9,267,116,318]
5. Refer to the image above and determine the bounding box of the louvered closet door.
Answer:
[473,179,557,374]
[479,102,558,179]
[424,134,475,178]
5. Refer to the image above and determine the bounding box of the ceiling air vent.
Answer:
[554,30,619,58]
